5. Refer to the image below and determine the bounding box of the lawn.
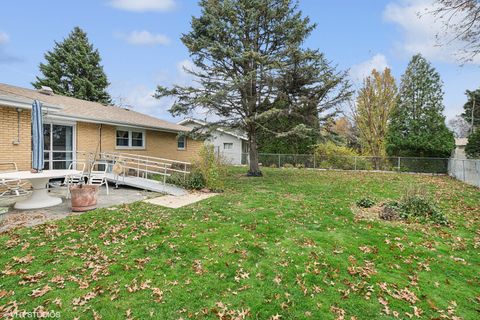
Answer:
[0,168,479,319]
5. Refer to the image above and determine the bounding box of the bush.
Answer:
[379,201,401,221]
[398,189,448,225]
[379,188,448,225]
[356,197,375,208]
[166,170,206,190]
[296,163,305,169]
[314,142,371,170]
[193,144,227,191]
[283,163,294,168]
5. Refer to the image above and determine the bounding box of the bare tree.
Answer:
[448,115,471,137]
[432,0,480,62]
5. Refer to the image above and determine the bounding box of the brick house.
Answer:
[0,83,202,170]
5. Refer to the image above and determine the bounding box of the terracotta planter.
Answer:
[69,184,99,212]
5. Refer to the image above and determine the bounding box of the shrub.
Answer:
[296,163,305,169]
[382,188,448,225]
[356,197,375,208]
[379,201,401,221]
[398,190,448,225]
[314,142,371,170]
[166,170,206,190]
[193,144,227,191]
[283,163,294,168]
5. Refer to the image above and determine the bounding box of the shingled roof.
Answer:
[0,83,189,133]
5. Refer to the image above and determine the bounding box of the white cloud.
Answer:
[350,54,389,83]
[0,31,10,44]
[383,0,479,64]
[120,30,170,46]
[109,0,175,12]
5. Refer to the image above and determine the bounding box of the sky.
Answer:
[0,0,479,122]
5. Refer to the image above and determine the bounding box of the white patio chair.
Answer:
[0,162,29,197]
[65,162,86,199]
[88,162,109,195]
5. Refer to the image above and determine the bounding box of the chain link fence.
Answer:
[219,151,480,187]
[236,152,450,174]
[448,158,480,188]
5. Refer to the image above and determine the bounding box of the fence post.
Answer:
[462,160,466,182]
[313,153,316,169]
[278,154,281,168]
[397,157,401,172]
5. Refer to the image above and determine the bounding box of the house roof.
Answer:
[177,118,248,141]
[0,83,189,133]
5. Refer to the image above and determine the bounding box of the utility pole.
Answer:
[471,93,476,134]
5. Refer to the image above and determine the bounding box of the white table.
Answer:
[0,170,82,209]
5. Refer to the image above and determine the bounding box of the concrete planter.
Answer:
[69,184,99,212]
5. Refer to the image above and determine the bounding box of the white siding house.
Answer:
[177,118,249,165]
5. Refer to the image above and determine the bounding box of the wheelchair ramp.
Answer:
[105,173,187,196]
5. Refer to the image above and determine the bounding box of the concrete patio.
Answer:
[0,185,160,233]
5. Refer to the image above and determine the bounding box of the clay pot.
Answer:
[69,184,99,212]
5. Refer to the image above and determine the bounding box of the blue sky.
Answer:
[0,0,479,122]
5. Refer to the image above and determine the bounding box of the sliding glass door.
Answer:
[43,123,75,170]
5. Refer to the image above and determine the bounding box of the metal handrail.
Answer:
[75,151,190,185]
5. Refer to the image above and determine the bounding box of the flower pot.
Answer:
[69,184,99,212]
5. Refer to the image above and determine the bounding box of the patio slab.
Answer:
[144,192,218,208]
[0,186,160,233]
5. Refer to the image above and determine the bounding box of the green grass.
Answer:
[0,168,479,319]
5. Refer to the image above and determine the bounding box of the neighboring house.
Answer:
[177,118,249,165]
[0,83,203,170]
[452,138,468,159]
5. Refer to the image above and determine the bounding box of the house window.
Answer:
[177,136,186,150]
[131,131,144,147]
[116,130,129,147]
[224,142,233,150]
[116,129,145,149]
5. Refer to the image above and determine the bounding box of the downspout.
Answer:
[99,124,102,154]
[12,108,22,145]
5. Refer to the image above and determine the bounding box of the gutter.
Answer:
[0,95,62,112]
[46,114,191,134]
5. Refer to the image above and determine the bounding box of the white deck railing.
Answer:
[75,151,191,185]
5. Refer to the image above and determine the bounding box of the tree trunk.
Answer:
[247,128,262,176]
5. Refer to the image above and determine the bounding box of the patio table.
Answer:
[0,170,82,209]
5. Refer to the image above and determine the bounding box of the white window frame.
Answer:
[115,127,146,150]
[177,135,186,150]
[43,120,77,170]
[223,142,233,150]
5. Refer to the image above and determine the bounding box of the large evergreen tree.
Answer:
[465,129,480,158]
[155,0,351,176]
[256,50,347,154]
[32,27,111,104]
[461,89,480,130]
[386,54,454,158]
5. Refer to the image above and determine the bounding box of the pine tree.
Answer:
[155,0,351,175]
[32,27,111,104]
[386,54,454,158]
[257,49,347,154]
[461,89,480,130]
[465,129,480,158]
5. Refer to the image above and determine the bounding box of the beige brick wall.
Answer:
[0,106,32,170]
[76,122,203,163]
[0,107,202,172]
